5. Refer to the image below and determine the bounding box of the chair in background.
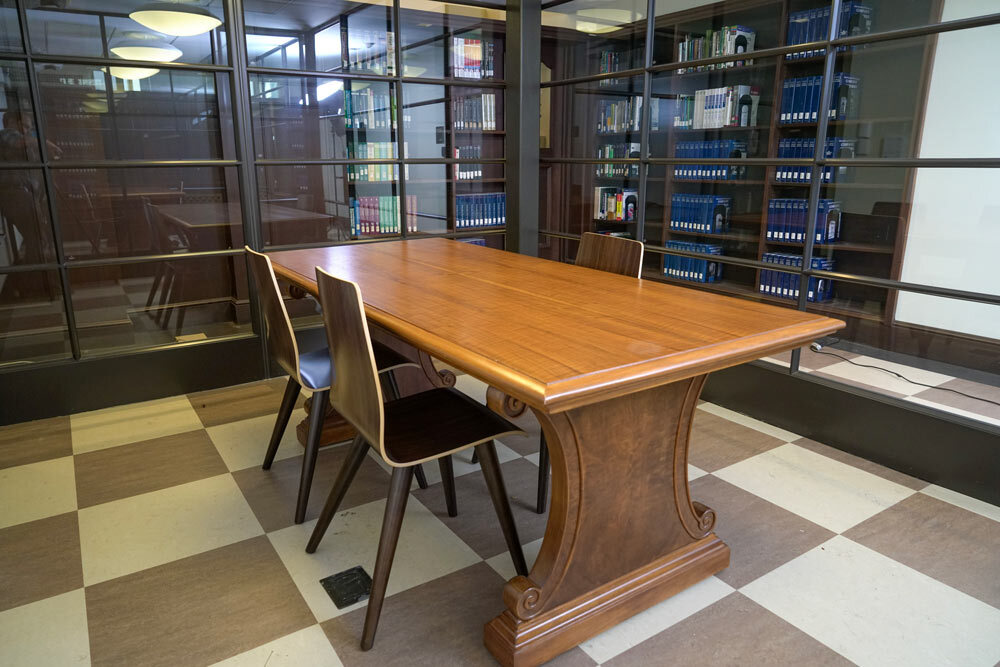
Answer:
[245,247,427,524]
[534,232,644,513]
[307,267,529,650]
[142,197,191,332]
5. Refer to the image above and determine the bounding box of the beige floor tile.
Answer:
[0,589,91,667]
[0,415,72,470]
[485,537,544,582]
[817,356,953,398]
[207,408,307,472]
[71,395,204,454]
[78,474,263,585]
[86,536,315,667]
[0,512,83,612]
[268,497,481,623]
[209,625,342,667]
[793,437,929,490]
[912,378,1000,422]
[0,456,77,529]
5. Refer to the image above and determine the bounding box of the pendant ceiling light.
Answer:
[129,3,221,37]
[105,66,161,80]
[110,39,182,63]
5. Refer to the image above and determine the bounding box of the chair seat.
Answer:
[298,342,418,391]
[383,387,524,465]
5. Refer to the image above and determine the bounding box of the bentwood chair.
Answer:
[245,247,424,524]
[534,232,644,513]
[307,267,529,651]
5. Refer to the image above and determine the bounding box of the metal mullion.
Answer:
[15,0,81,360]
[246,65,393,83]
[46,160,241,169]
[0,262,62,275]
[635,0,654,245]
[66,249,245,269]
[28,53,233,72]
[392,0,408,238]
[831,11,1000,49]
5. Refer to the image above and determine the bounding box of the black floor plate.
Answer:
[320,566,372,609]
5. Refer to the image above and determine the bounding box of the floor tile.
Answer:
[817,356,953,397]
[687,464,708,481]
[689,410,786,472]
[411,457,550,559]
[604,591,851,667]
[74,430,228,508]
[921,484,1000,523]
[233,443,390,533]
[0,512,82,612]
[208,408,307,472]
[690,475,835,588]
[806,368,910,400]
[78,474,263,585]
[0,589,91,667]
[792,437,928,490]
[0,456,77,529]
[189,380,290,428]
[0,415,72,470]
[579,576,734,664]
[911,378,1000,422]
[905,395,1000,429]
[844,493,1000,608]
[86,536,315,667]
[71,395,204,454]
[714,443,915,533]
[485,537,544,582]
[697,402,801,442]
[268,497,481,623]
[210,625,342,667]
[741,535,1000,667]
[797,345,858,371]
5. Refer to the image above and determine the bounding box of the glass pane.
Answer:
[243,0,393,74]
[537,232,578,266]
[402,83,504,159]
[52,166,241,261]
[70,255,252,355]
[834,0,991,35]
[250,75,396,162]
[406,163,505,235]
[542,75,644,159]
[400,4,505,80]
[25,0,227,65]
[36,65,235,162]
[541,0,645,80]
[0,0,20,53]
[0,269,71,365]
[0,60,39,162]
[541,162,639,240]
[653,0,783,67]
[0,168,56,266]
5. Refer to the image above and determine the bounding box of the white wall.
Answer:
[893,0,1000,339]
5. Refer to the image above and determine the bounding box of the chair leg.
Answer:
[413,464,428,489]
[361,465,414,651]
[173,272,187,335]
[385,371,401,400]
[478,440,528,577]
[263,377,301,470]
[306,435,369,553]
[470,449,479,464]
[536,433,549,515]
[438,456,458,517]
[145,263,164,309]
[295,388,328,524]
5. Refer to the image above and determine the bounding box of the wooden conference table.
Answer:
[268,238,843,666]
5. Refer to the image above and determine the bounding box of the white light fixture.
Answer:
[129,3,222,37]
[110,39,183,63]
[106,66,161,80]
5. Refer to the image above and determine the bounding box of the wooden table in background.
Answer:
[268,239,843,666]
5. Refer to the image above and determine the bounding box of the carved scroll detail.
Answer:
[693,501,716,533]
[486,386,527,419]
[504,577,544,620]
[673,375,716,540]
[437,368,457,387]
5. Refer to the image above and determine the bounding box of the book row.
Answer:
[596,98,674,134]
[343,29,396,75]
[677,26,756,74]
[595,142,640,177]
[766,199,841,244]
[451,37,497,79]
[779,74,860,124]
[776,138,855,183]
[456,193,506,228]
[349,195,415,236]
[672,140,748,180]
[786,3,872,60]
[760,254,835,302]
[454,145,483,180]
[452,93,498,130]
[346,141,398,182]
[345,88,395,130]
[669,194,731,234]
[663,241,724,283]
[673,85,760,130]
[593,187,638,221]
[597,47,642,86]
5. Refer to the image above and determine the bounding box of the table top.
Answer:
[268,239,844,412]
[158,202,333,229]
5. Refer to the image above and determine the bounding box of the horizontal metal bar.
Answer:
[0,262,62,275]
[401,76,506,89]
[540,68,646,88]
[28,53,233,72]
[246,66,506,89]
[0,161,41,170]
[832,11,1000,49]
[46,160,241,169]
[66,249,244,269]
[540,157,810,166]
[823,158,1000,168]
[802,269,1000,307]
[256,158,505,166]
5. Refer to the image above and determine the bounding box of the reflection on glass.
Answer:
[0,168,56,267]
[0,60,40,163]
[52,166,241,261]
[25,0,227,65]
[0,269,71,365]
[541,0,644,80]
[35,64,234,161]
[402,83,504,160]
[542,75,644,159]
[540,162,636,240]
[652,0,781,67]
[400,5,505,80]
[0,0,21,53]
[405,163,505,235]
[70,256,252,355]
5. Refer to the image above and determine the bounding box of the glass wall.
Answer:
[540,0,1000,427]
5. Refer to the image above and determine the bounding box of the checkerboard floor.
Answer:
[2,373,999,666]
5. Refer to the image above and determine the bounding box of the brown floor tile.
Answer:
[188,380,287,428]
[912,378,1000,422]
[689,411,786,472]
[321,562,596,667]
[499,412,542,457]
[844,493,1000,608]
[604,592,852,667]
[85,536,315,667]
[0,416,72,470]
[798,345,855,370]
[412,457,549,559]
[691,476,834,588]
[0,512,83,612]
[806,370,909,399]
[74,430,228,509]
[232,445,390,532]
[793,437,928,491]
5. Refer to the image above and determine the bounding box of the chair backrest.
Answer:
[575,232,644,278]
[245,246,301,382]
[315,267,385,454]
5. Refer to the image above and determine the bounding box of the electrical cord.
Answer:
[808,342,1000,409]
